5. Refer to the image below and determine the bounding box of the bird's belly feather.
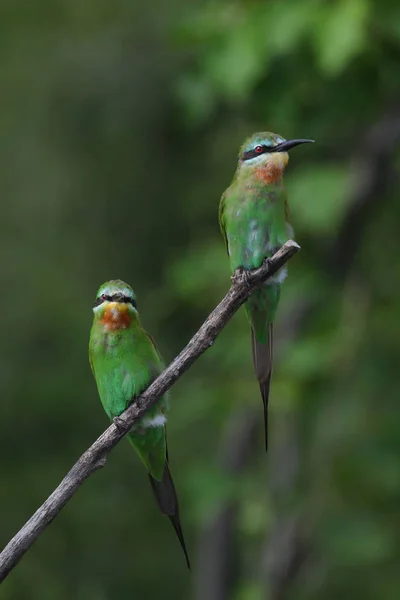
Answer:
[92,355,166,427]
[225,196,291,277]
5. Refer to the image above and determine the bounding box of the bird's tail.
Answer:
[251,322,273,453]
[149,463,191,570]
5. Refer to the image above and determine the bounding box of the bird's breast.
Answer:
[100,302,132,331]
[253,152,288,185]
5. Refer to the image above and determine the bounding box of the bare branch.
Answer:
[0,241,300,584]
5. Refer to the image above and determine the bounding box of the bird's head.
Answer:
[93,279,138,331]
[237,132,314,184]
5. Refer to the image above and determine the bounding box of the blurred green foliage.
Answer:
[0,0,399,598]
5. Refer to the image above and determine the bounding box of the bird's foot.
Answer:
[263,256,272,270]
[113,416,129,432]
[232,267,252,289]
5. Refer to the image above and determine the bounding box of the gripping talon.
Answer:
[113,416,129,432]
[232,266,252,288]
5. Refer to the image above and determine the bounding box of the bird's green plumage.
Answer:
[219,133,291,344]
[89,283,167,480]
[219,132,312,450]
[88,279,190,567]
[220,174,288,342]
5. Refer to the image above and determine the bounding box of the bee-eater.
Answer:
[219,132,313,451]
[89,279,190,568]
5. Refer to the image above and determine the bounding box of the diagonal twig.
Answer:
[0,240,300,584]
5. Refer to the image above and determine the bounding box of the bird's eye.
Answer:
[254,145,263,153]
[101,294,107,301]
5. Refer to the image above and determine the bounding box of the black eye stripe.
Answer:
[241,144,277,161]
[93,294,137,309]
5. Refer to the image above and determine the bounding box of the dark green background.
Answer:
[1,1,400,598]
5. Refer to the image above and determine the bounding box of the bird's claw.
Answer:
[232,267,252,289]
[263,256,271,270]
[113,416,129,432]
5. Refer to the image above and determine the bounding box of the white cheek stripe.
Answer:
[92,301,138,315]
[242,153,267,166]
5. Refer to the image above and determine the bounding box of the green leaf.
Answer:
[322,514,394,566]
[313,0,370,74]
[288,164,349,235]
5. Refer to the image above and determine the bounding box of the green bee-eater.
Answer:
[219,132,313,451]
[89,279,190,568]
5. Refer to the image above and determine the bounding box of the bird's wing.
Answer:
[144,329,166,371]
[88,351,95,377]
[218,190,229,254]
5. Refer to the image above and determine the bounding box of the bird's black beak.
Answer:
[274,139,314,152]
